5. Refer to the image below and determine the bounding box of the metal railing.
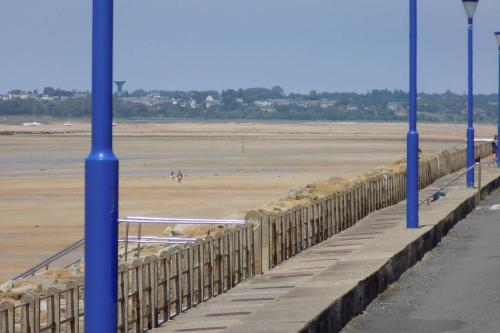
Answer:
[12,238,85,280]
[1,224,256,333]
[11,217,245,280]
[419,161,481,207]
[119,216,245,261]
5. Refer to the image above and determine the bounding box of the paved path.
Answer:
[343,188,500,333]
[153,167,500,333]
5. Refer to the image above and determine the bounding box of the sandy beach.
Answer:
[0,121,495,282]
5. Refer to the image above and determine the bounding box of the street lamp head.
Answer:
[495,32,500,46]
[462,0,479,19]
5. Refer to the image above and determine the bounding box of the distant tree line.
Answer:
[0,87,498,123]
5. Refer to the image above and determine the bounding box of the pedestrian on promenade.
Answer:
[491,135,498,166]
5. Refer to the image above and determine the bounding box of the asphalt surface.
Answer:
[342,189,500,333]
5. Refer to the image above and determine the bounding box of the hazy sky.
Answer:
[0,0,499,94]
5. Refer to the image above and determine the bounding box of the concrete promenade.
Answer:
[342,186,500,333]
[153,166,500,333]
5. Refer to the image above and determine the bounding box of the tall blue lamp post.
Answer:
[407,0,419,229]
[462,0,478,187]
[496,31,500,167]
[85,0,118,332]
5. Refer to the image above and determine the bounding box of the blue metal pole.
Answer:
[466,17,475,187]
[497,42,500,167]
[407,0,419,229]
[84,0,118,332]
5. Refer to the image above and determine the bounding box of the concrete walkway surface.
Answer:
[342,185,500,333]
[152,166,500,333]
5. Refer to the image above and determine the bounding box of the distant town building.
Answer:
[387,102,403,112]
[255,101,273,107]
[205,95,221,108]
[8,92,30,100]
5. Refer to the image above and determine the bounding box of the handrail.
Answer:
[13,238,85,280]
[419,161,481,206]
[120,216,245,225]
[118,239,194,245]
[120,235,197,245]
[120,216,246,261]
[12,216,245,280]
[126,235,197,241]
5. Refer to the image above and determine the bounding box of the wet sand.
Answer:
[0,121,495,282]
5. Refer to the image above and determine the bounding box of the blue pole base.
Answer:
[466,127,475,187]
[84,153,119,333]
[407,131,419,229]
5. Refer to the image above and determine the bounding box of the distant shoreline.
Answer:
[0,119,469,137]
[0,115,481,127]
[0,120,477,138]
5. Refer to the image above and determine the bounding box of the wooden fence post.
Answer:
[20,293,36,333]
[142,256,157,329]
[118,263,129,332]
[47,288,61,333]
[0,301,15,333]
[245,210,265,274]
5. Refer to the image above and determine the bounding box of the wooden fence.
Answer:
[0,143,491,333]
[0,225,255,333]
[254,143,491,271]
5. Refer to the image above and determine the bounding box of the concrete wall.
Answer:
[299,157,500,333]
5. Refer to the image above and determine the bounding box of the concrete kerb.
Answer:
[300,171,500,333]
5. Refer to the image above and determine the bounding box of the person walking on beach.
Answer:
[177,171,183,183]
[170,171,175,182]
